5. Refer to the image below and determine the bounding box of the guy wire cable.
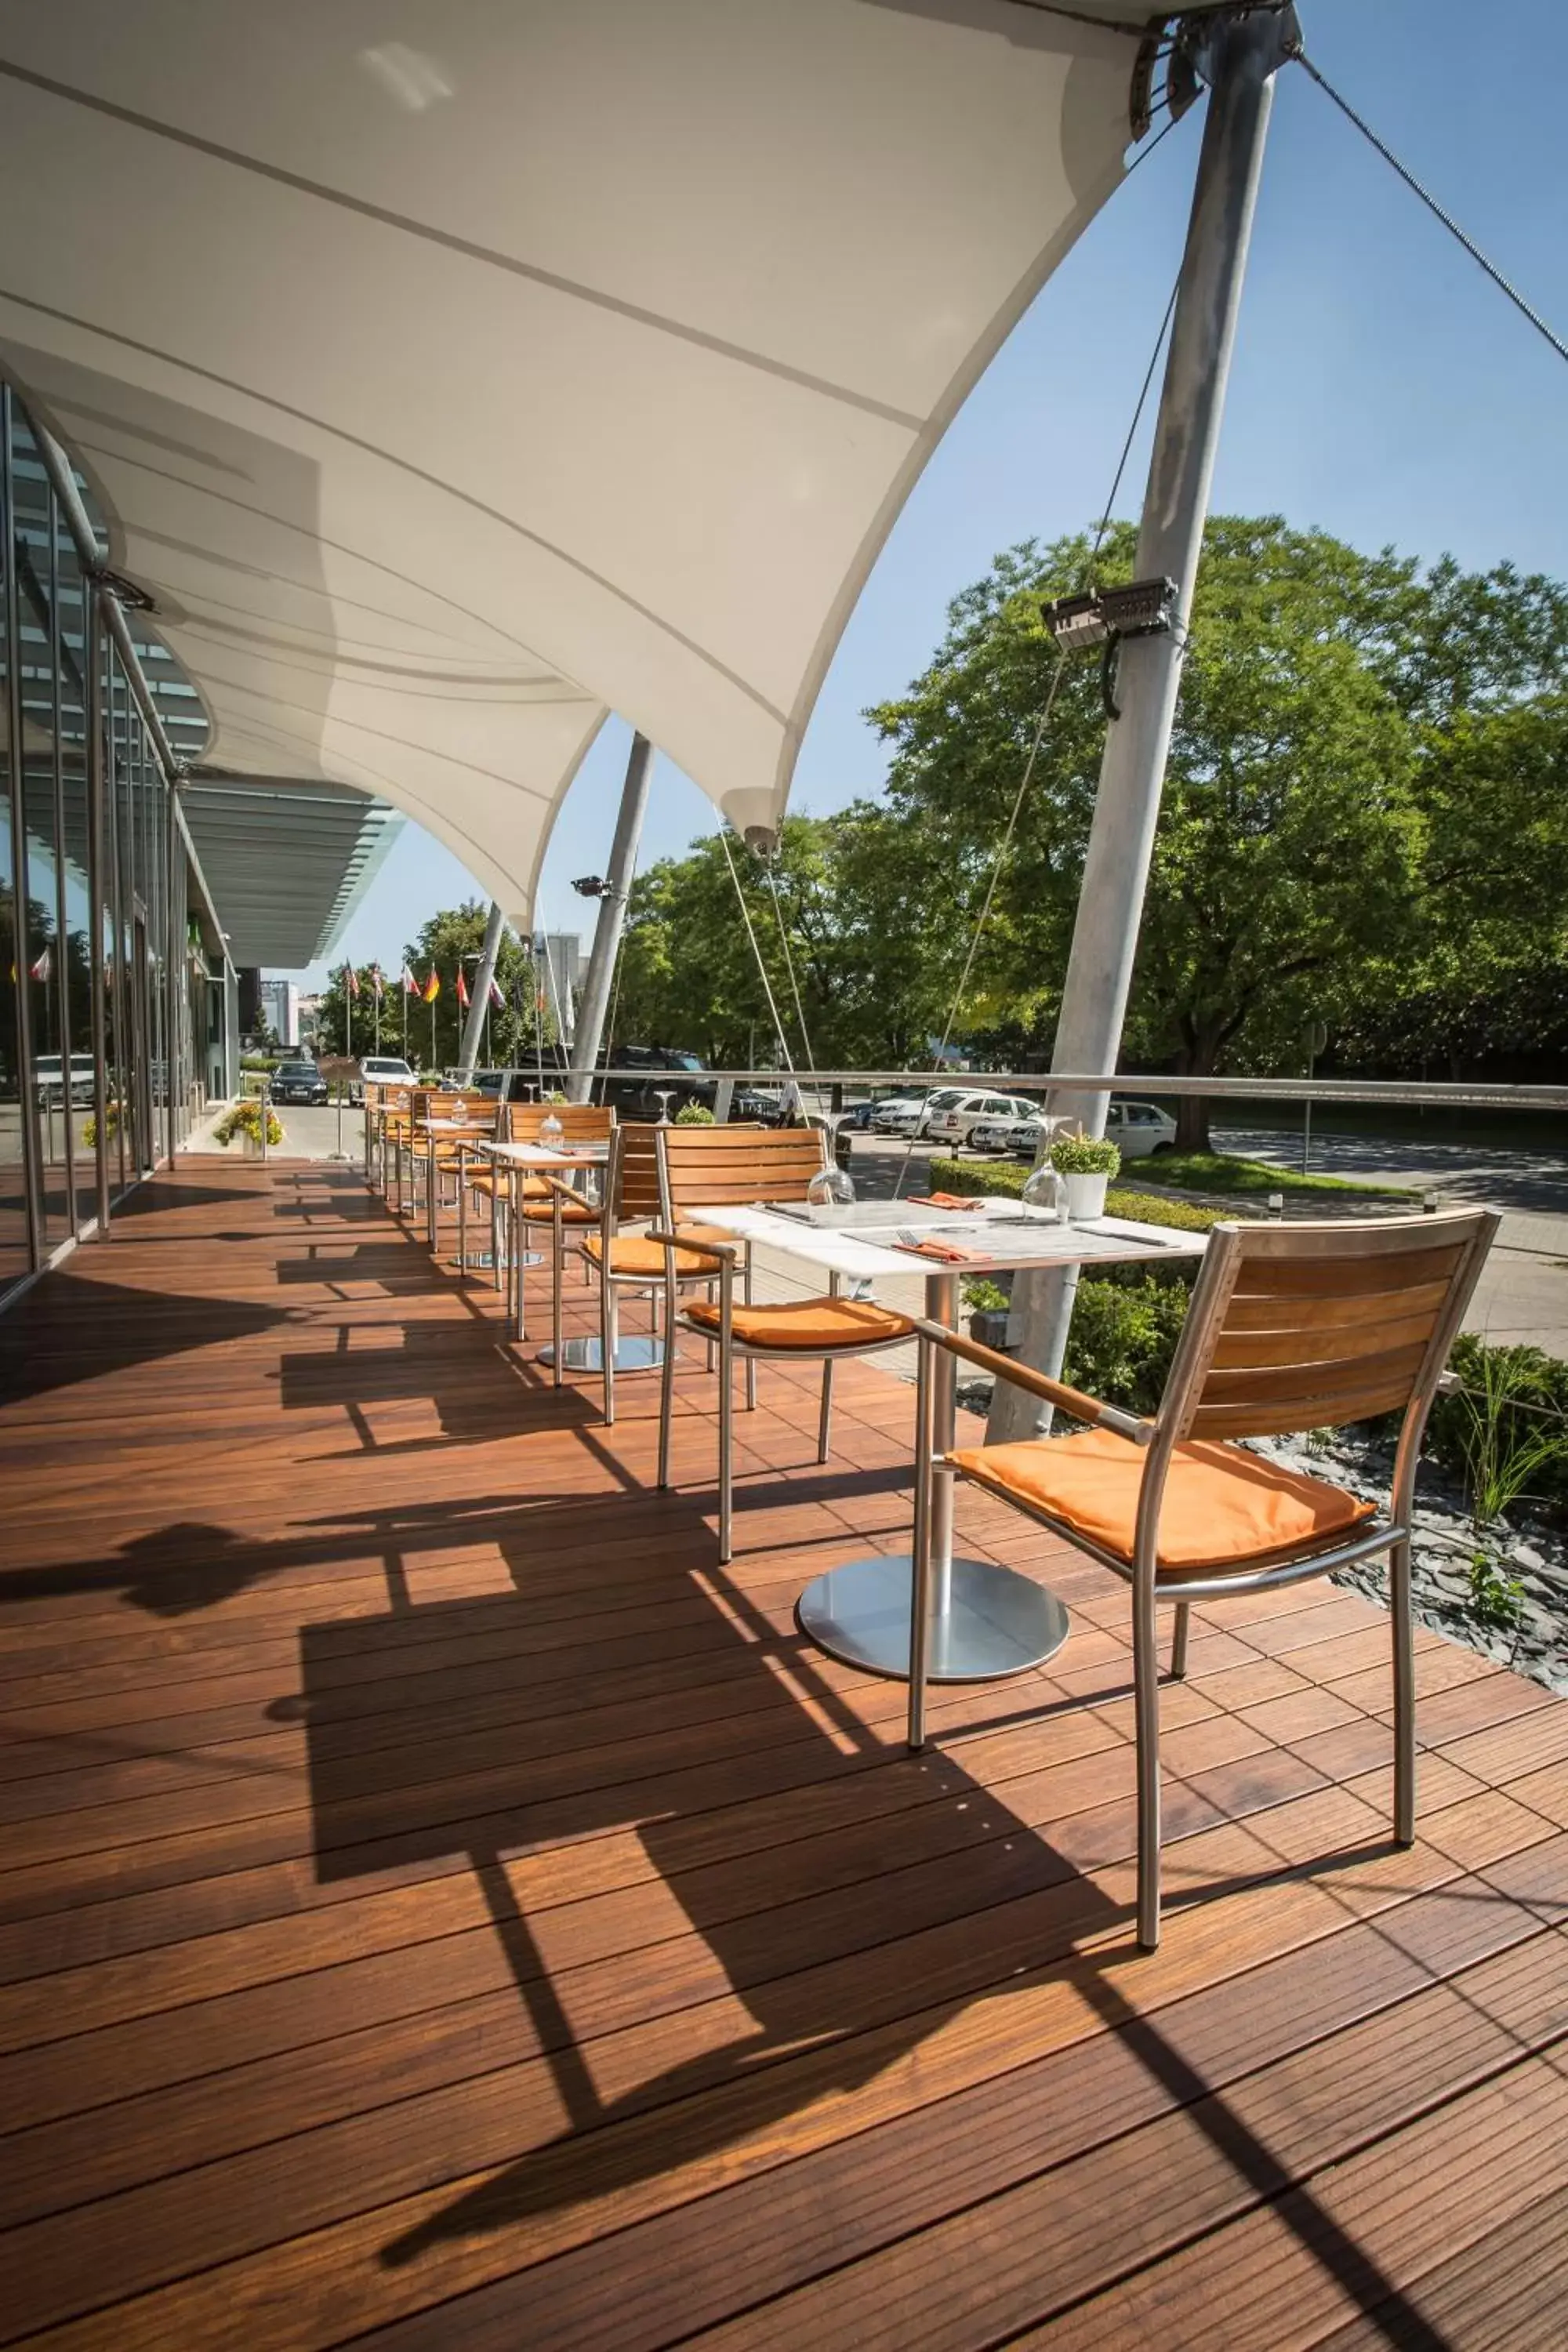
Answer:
[763,854,818,1084]
[1292,45,1568,371]
[717,825,796,1080]
[887,247,1183,1204]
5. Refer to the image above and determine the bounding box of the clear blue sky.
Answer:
[283,0,1568,987]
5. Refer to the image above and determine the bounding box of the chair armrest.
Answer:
[909,1316,1154,1446]
[648,1225,736,1267]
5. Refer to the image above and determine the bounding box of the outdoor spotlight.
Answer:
[571,874,608,897]
[1040,576,1178,652]
[1040,576,1180,720]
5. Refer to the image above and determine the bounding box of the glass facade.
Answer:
[0,383,234,1308]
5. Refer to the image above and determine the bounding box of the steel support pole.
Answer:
[990,4,1294,1444]
[456,900,506,1083]
[568,731,652,1102]
[85,580,111,1232]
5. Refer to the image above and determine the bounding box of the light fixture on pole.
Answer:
[1040,576,1178,720]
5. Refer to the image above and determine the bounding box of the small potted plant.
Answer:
[1048,1128,1121,1221]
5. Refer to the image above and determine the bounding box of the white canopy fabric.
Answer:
[0,1,1170,929]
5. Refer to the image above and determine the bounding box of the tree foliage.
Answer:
[330,518,1568,1118]
[313,902,560,1069]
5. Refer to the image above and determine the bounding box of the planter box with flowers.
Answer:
[213,1101,285,1155]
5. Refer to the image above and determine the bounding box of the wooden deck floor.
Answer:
[2,1160,1566,2349]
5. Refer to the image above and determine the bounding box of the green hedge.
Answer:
[926,1156,1231,1234]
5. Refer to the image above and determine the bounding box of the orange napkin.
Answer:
[906,1192,984,1212]
[898,1236,982,1265]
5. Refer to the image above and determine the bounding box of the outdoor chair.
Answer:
[907,1208,1499,1950]
[568,1122,736,1421]
[406,1089,493,1240]
[485,1102,616,1346]
[368,1084,412,1200]
[654,1124,913,1563]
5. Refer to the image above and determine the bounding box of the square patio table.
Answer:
[478,1139,624,1359]
[691,1199,1207,1704]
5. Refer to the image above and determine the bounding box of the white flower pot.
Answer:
[241,1131,261,1156]
[1062,1171,1109,1221]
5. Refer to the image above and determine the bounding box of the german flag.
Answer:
[423,970,441,1004]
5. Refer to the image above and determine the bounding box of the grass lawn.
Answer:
[1142,1149,1409,1197]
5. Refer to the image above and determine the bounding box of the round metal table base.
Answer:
[797,1554,1069,1682]
[512,1249,546,1269]
[535,1334,666,1374]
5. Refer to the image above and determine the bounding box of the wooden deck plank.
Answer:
[1,1161,1563,2350]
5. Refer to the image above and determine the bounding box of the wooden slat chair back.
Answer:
[654,1124,913,1561]
[499,1101,615,1145]
[657,1124,826,1214]
[1171,1220,1483,1445]
[570,1125,727,1425]
[916,1207,1500,1950]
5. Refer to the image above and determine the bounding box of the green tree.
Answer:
[869,517,1541,1146]
[314,904,561,1070]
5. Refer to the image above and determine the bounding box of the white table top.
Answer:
[481,1138,610,1167]
[693,1199,1207,1283]
[423,1117,495,1134]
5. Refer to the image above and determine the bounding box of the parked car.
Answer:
[968,1109,1062,1158]
[924,1090,1042,1149]
[1105,1098,1178,1156]
[837,1095,902,1132]
[601,1045,715,1120]
[873,1088,964,1138]
[270,1059,329,1105]
[731,1086,786,1124]
[33,1052,96,1108]
[350,1053,416,1103]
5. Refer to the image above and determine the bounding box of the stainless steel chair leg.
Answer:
[817,1272,839,1462]
[601,1268,616,1425]
[1133,1570,1163,1951]
[719,1330,735,1563]
[906,1335,936,1750]
[657,1272,677,1489]
[1391,1534,1417,1846]
[744,1243,757,1411]
[1171,1601,1191,1681]
[550,1196,564,1387]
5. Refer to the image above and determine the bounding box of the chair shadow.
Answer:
[0,1272,291,1408]
[269,1494,1443,2347]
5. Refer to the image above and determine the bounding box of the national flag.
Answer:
[488,975,505,1009]
[456,967,470,1010]
[401,965,419,996]
[423,970,441,1004]
[370,964,385,1001]
[29,945,51,981]
[344,961,360,999]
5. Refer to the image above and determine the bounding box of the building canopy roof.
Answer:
[0,1,1179,929]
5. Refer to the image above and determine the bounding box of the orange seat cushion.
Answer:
[521,1196,598,1225]
[582,1233,720,1279]
[682,1297,911,1352]
[949,1427,1375,1577]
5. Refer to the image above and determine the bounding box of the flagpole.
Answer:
[345,965,352,1061]
[402,977,408,1062]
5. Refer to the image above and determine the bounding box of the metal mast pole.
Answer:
[456,901,506,1083]
[992,2,1296,1443]
[568,731,653,1102]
